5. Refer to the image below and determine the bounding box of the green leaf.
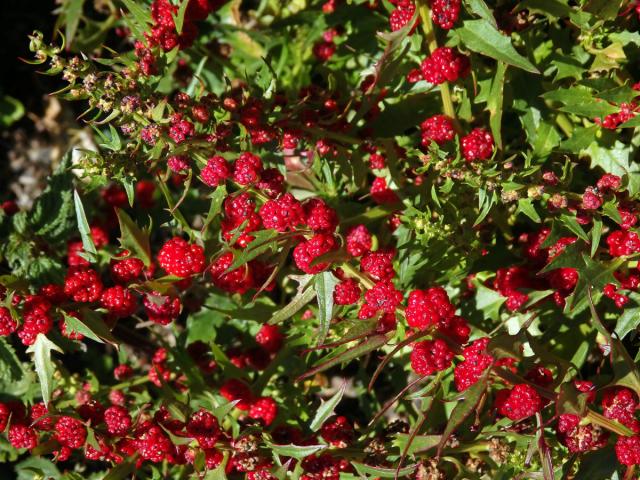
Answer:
[590,219,602,258]
[352,462,418,478]
[615,294,640,339]
[26,334,62,406]
[559,214,589,242]
[269,275,316,325]
[543,89,619,117]
[297,334,389,382]
[463,0,497,27]
[115,208,152,267]
[15,457,61,480]
[516,198,541,223]
[393,434,441,455]
[173,0,190,34]
[73,190,97,263]
[457,20,539,73]
[436,371,488,457]
[315,271,338,347]
[0,95,25,127]
[63,310,119,346]
[63,0,85,48]
[103,460,136,480]
[228,230,280,270]
[120,0,152,42]
[265,442,326,459]
[565,255,625,313]
[309,382,346,432]
[474,280,506,321]
[488,62,507,149]
[0,338,23,381]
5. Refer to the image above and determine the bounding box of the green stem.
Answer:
[341,262,375,289]
[416,0,461,131]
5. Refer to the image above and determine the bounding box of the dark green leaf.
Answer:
[457,20,539,73]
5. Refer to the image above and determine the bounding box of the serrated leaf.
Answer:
[115,208,152,267]
[309,382,346,432]
[315,271,338,346]
[457,20,539,73]
[63,0,85,49]
[516,198,541,223]
[26,334,62,406]
[463,0,497,27]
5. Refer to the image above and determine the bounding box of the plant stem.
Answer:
[416,0,461,131]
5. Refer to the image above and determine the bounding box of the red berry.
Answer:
[233,152,263,185]
[370,177,399,204]
[0,307,17,336]
[167,155,191,173]
[461,128,494,162]
[55,416,87,449]
[64,269,103,303]
[410,339,454,376]
[186,409,220,449]
[259,193,305,232]
[110,255,145,284]
[320,416,354,447]
[361,280,403,315]
[135,424,173,462]
[581,187,603,210]
[143,292,182,325]
[333,278,361,305]
[431,0,461,30]
[496,384,542,421]
[597,174,622,191]
[8,424,38,449]
[101,286,137,318]
[17,296,53,346]
[248,397,278,426]
[405,287,455,329]
[601,387,640,433]
[293,234,337,274]
[454,338,493,392]
[158,237,206,278]
[615,435,640,465]
[419,47,469,85]
[220,379,253,410]
[304,198,338,233]
[201,156,231,187]
[389,2,417,33]
[114,364,134,381]
[345,225,372,257]
[607,230,640,257]
[104,405,132,436]
[420,115,456,147]
[210,252,254,294]
[255,324,284,354]
[360,248,395,281]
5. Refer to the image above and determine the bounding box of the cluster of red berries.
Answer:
[420,115,495,162]
[388,0,460,32]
